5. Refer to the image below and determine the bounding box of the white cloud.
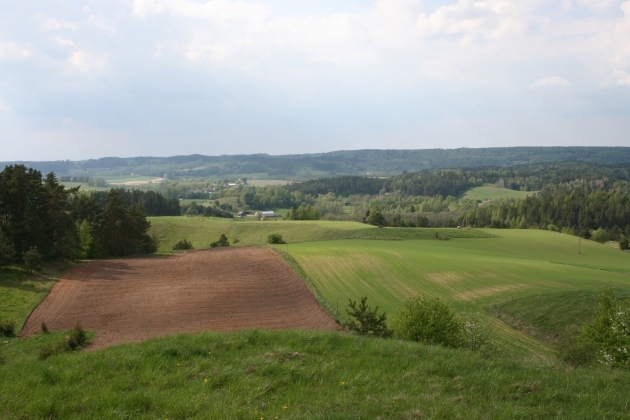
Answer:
[87,14,117,35]
[0,100,10,112]
[67,51,108,73]
[0,39,30,60]
[42,18,77,32]
[529,76,571,88]
[55,37,75,47]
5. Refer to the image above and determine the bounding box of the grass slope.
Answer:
[488,289,630,348]
[149,217,494,252]
[2,329,629,419]
[0,262,79,333]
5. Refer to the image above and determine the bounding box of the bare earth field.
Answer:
[21,248,338,349]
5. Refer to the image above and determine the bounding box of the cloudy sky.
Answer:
[1,0,629,161]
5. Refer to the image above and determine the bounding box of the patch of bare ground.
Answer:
[21,247,338,349]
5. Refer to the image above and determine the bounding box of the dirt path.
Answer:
[21,247,338,349]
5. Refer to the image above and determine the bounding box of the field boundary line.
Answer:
[273,246,343,325]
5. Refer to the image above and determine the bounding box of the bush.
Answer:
[39,324,89,360]
[462,314,491,351]
[343,297,390,337]
[0,319,16,337]
[619,235,629,251]
[591,228,609,244]
[41,322,49,334]
[578,288,630,369]
[210,234,230,248]
[38,344,57,360]
[390,295,465,348]
[23,246,42,273]
[65,324,88,350]
[172,239,194,250]
[267,233,285,244]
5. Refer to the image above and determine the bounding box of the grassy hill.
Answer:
[2,329,630,419]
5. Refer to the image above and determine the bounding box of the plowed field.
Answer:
[21,247,338,349]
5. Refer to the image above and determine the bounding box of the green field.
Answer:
[461,185,536,201]
[287,229,630,357]
[105,175,160,184]
[149,217,494,252]
[60,182,110,192]
[247,179,289,186]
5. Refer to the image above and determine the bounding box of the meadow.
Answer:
[148,217,493,252]
[460,185,536,201]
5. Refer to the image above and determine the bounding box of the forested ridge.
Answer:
[4,147,630,179]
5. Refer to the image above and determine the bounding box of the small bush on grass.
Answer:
[39,324,89,360]
[390,295,465,348]
[462,314,492,351]
[41,322,49,334]
[267,233,285,244]
[172,239,194,250]
[344,296,390,337]
[210,234,230,248]
[0,319,16,337]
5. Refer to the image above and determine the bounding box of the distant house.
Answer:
[254,211,276,219]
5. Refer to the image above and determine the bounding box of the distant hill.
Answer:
[3,147,630,180]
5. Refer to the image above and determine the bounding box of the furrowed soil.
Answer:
[21,247,338,349]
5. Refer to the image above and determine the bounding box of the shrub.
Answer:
[172,239,194,250]
[462,314,491,351]
[39,324,89,360]
[41,322,49,334]
[210,234,230,248]
[578,288,630,369]
[0,319,16,337]
[343,297,390,337]
[65,323,88,350]
[620,235,629,251]
[267,233,285,244]
[591,228,609,244]
[23,246,42,273]
[38,344,57,360]
[390,295,465,348]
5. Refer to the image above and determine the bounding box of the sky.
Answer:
[1,0,629,161]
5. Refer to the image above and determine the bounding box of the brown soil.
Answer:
[21,247,338,349]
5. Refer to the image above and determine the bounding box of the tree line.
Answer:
[0,165,158,265]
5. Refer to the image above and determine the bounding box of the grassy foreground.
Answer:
[2,329,629,419]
